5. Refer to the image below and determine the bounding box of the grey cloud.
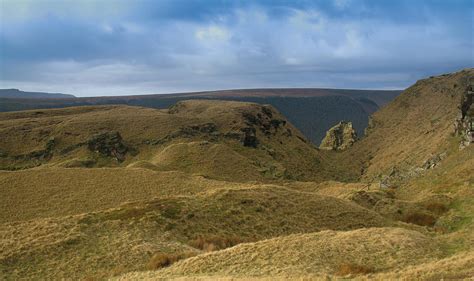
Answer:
[0,1,472,96]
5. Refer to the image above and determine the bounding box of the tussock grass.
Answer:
[0,185,388,280]
[0,168,245,223]
[147,252,197,270]
[335,263,375,276]
[190,235,251,252]
[117,227,441,279]
[424,202,449,215]
[1,72,474,280]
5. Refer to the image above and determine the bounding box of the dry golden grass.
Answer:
[335,263,375,276]
[371,250,474,280]
[189,235,251,252]
[0,100,339,182]
[1,71,474,280]
[116,227,441,280]
[328,68,474,181]
[0,214,199,280]
[0,167,247,223]
[147,252,197,270]
[149,141,265,181]
[0,184,389,280]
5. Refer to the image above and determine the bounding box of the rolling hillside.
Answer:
[0,69,472,280]
[0,100,345,182]
[0,88,400,144]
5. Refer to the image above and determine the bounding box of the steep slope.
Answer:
[328,68,473,181]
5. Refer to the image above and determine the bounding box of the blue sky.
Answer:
[0,0,472,96]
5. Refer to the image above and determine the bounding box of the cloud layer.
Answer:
[0,0,472,96]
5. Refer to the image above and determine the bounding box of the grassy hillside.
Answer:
[121,227,443,280]
[0,182,390,279]
[331,69,473,181]
[0,69,472,280]
[0,100,346,182]
[0,88,400,144]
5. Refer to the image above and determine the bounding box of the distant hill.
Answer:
[0,88,400,144]
[0,88,75,99]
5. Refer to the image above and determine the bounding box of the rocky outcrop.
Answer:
[148,123,220,145]
[87,131,128,162]
[454,79,473,148]
[240,127,258,147]
[319,121,358,151]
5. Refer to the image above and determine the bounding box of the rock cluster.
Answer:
[422,152,447,170]
[238,106,288,147]
[87,131,128,162]
[152,105,289,149]
[319,121,358,151]
[240,127,258,147]
[454,80,474,148]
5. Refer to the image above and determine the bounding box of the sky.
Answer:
[0,0,473,97]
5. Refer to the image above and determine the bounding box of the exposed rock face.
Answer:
[240,127,258,147]
[239,106,286,148]
[422,152,447,170]
[87,131,128,162]
[454,79,473,148]
[319,121,358,151]
[148,123,220,145]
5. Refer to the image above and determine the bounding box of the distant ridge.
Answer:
[0,88,400,144]
[0,88,75,99]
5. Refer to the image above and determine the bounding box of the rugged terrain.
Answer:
[0,69,472,280]
[0,88,400,144]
